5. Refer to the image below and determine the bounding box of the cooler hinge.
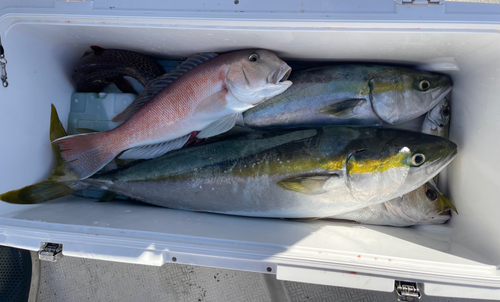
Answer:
[397,0,444,5]
[39,242,63,262]
[395,280,421,301]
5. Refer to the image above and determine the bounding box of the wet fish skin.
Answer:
[55,50,293,180]
[0,107,457,219]
[242,64,452,128]
[421,97,451,184]
[421,97,450,139]
[72,45,165,94]
[326,181,452,227]
[79,126,457,218]
[326,97,455,226]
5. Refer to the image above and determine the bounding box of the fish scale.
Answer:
[55,49,293,180]
[0,106,457,220]
[242,64,452,129]
[72,46,166,94]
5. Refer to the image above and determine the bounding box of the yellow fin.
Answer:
[1,105,78,204]
[317,98,367,118]
[50,104,67,141]
[277,174,340,195]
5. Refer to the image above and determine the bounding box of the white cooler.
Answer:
[0,0,499,300]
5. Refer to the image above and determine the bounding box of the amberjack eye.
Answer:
[442,106,451,117]
[419,80,430,91]
[426,189,438,201]
[411,153,425,166]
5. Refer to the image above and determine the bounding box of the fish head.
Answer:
[427,97,451,128]
[389,131,457,197]
[386,181,453,225]
[226,50,292,105]
[345,129,457,204]
[369,68,452,125]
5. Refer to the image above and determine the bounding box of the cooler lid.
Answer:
[0,0,500,22]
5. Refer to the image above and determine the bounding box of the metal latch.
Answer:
[0,42,7,88]
[39,242,63,262]
[395,280,421,301]
[397,0,444,5]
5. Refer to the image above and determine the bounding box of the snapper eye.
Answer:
[411,153,425,166]
[419,80,431,91]
[248,53,260,62]
[426,189,438,201]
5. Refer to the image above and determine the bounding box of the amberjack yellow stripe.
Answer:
[347,152,408,174]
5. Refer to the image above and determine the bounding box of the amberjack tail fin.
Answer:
[0,104,82,204]
[53,129,120,180]
[0,181,75,204]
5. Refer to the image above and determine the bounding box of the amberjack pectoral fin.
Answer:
[317,98,367,118]
[118,133,191,160]
[196,113,239,139]
[277,174,341,195]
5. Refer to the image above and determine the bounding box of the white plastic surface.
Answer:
[0,1,500,300]
[68,92,136,135]
[276,266,395,293]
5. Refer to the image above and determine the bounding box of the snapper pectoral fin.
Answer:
[277,174,340,195]
[193,90,228,115]
[197,113,239,139]
[317,98,367,118]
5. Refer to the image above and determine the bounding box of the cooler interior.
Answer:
[0,14,499,292]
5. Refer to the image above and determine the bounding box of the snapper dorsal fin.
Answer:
[111,53,219,123]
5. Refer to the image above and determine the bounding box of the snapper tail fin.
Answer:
[53,125,121,180]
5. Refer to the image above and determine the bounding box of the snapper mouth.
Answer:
[269,65,292,84]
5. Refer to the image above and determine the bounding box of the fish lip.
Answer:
[430,85,452,104]
[441,209,451,216]
[273,65,292,84]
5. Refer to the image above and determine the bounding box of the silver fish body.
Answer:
[421,97,451,139]
[242,65,452,128]
[421,97,451,184]
[326,180,452,226]
[79,126,457,218]
[327,98,455,226]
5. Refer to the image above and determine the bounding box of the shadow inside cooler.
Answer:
[0,21,499,283]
